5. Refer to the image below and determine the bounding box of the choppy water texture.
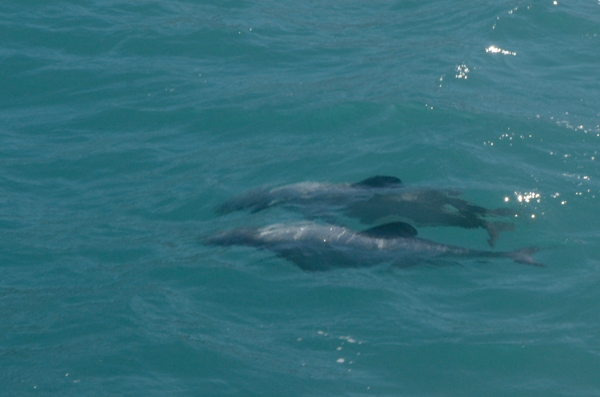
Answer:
[2,1,600,395]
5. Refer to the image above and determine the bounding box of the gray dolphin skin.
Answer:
[216,176,403,215]
[205,221,542,271]
[216,176,515,246]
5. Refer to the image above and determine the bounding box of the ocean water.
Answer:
[2,0,600,395]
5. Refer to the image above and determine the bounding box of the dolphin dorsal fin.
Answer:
[352,175,403,188]
[360,222,417,239]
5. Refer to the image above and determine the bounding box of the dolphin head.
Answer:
[203,227,260,247]
[215,188,273,214]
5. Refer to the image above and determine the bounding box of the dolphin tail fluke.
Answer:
[507,247,544,267]
[485,221,515,247]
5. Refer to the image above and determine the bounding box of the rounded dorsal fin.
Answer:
[351,175,403,188]
[360,221,417,239]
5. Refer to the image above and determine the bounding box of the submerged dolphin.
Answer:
[205,221,542,271]
[216,176,515,246]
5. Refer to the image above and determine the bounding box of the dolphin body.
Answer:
[205,221,542,271]
[216,176,515,246]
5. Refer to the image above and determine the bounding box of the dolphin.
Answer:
[205,221,542,271]
[216,176,516,246]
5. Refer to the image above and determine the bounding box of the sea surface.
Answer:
[2,0,600,395]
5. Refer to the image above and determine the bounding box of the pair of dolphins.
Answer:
[207,176,543,270]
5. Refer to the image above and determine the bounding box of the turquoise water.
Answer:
[2,0,600,395]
